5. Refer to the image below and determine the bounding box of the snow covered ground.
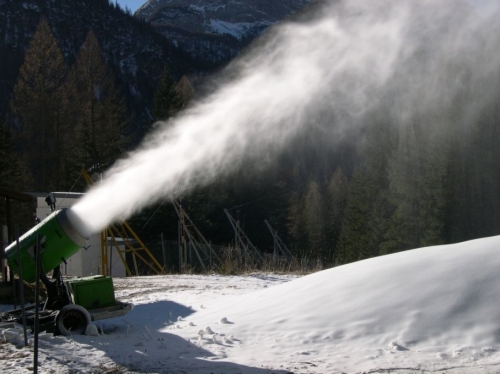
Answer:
[2,236,500,373]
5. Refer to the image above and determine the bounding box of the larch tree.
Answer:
[10,16,68,190]
[175,75,195,110]
[0,122,25,190]
[65,30,127,171]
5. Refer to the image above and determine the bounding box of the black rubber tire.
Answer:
[55,304,91,336]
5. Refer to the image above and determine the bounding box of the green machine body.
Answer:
[4,208,91,283]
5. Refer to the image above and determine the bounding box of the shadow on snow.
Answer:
[76,300,288,374]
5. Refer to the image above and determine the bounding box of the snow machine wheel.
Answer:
[55,304,91,335]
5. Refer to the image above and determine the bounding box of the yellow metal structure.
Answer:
[81,169,165,277]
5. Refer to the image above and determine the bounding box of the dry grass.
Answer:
[92,364,126,374]
[211,246,326,276]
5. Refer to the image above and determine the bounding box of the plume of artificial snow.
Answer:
[71,0,500,233]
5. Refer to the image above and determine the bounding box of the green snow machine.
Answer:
[0,206,132,335]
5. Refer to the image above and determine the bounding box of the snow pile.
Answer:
[169,236,500,372]
[2,237,500,373]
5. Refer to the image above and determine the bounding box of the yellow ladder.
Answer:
[81,169,165,276]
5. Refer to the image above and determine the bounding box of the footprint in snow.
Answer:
[437,352,448,359]
[482,347,497,353]
[388,341,409,351]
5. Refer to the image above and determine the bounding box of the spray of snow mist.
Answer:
[72,0,500,234]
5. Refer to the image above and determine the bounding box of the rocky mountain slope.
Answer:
[135,0,312,64]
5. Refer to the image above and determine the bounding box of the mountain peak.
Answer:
[135,0,312,64]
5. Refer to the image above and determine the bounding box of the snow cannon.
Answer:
[4,208,91,283]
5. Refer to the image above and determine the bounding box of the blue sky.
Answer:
[115,0,145,13]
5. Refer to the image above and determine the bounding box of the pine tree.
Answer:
[448,102,500,241]
[10,16,68,190]
[383,123,448,252]
[325,167,349,263]
[383,125,419,252]
[303,179,327,262]
[418,139,448,246]
[335,167,374,265]
[443,117,473,244]
[335,120,393,265]
[285,161,308,257]
[153,66,183,121]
